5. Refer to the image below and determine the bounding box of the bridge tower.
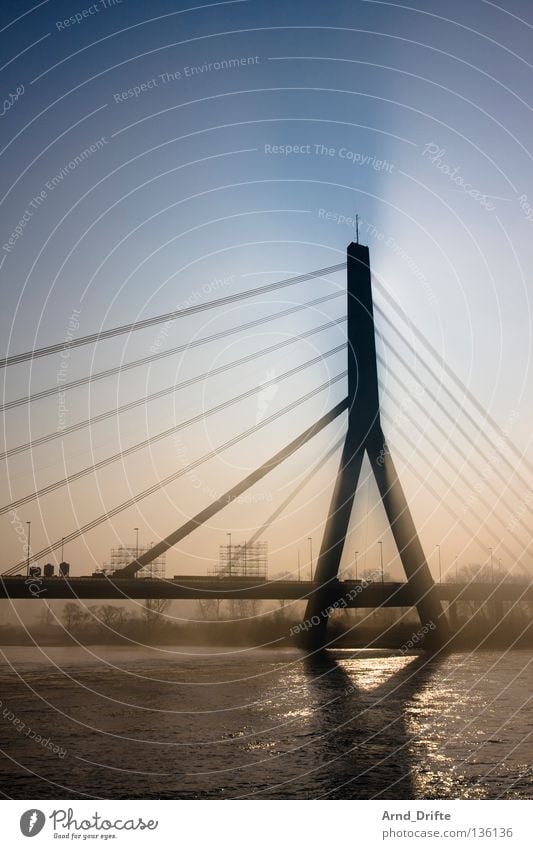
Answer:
[303,240,449,649]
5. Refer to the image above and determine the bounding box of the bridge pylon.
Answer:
[301,240,450,650]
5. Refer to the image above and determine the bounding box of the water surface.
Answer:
[0,646,531,799]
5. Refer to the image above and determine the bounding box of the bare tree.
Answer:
[227,599,259,619]
[143,597,171,626]
[94,604,126,629]
[196,598,222,620]
[62,602,88,631]
[37,603,55,627]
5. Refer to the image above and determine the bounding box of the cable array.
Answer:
[3,373,347,574]
[0,263,345,368]
[2,261,532,578]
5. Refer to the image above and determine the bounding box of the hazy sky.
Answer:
[1,0,533,581]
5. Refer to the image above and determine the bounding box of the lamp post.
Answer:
[378,540,384,586]
[354,550,359,581]
[297,550,301,582]
[60,536,64,563]
[227,532,232,577]
[454,554,458,584]
[436,544,442,583]
[26,521,31,576]
[308,537,313,581]
[134,527,139,561]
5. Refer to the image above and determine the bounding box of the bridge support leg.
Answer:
[300,239,449,652]
[301,434,365,650]
[367,429,450,648]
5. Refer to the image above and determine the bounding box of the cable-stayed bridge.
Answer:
[1,240,532,649]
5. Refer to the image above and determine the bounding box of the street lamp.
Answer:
[227,532,232,577]
[436,544,442,583]
[308,537,313,581]
[354,550,359,581]
[378,540,384,586]
[454,554,458,584]
[134,527,139,561]
[26,521,31,576]
[297,550,301,582]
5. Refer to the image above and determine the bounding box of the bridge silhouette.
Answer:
[2,238,532,650]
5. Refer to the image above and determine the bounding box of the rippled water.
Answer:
[0,646,531,799]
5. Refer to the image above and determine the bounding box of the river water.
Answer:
[0,647,531,799]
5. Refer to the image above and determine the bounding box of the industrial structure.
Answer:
[209,541,268,579]
[97,544,166,579]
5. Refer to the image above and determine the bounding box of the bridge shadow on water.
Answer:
[0,646,446,800]
[300,650,444,799]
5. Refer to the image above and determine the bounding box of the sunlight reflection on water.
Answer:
[0,647,531,799]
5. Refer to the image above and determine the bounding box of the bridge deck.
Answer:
[1,577,532,605]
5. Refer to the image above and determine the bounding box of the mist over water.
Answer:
[0,647,530,799]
